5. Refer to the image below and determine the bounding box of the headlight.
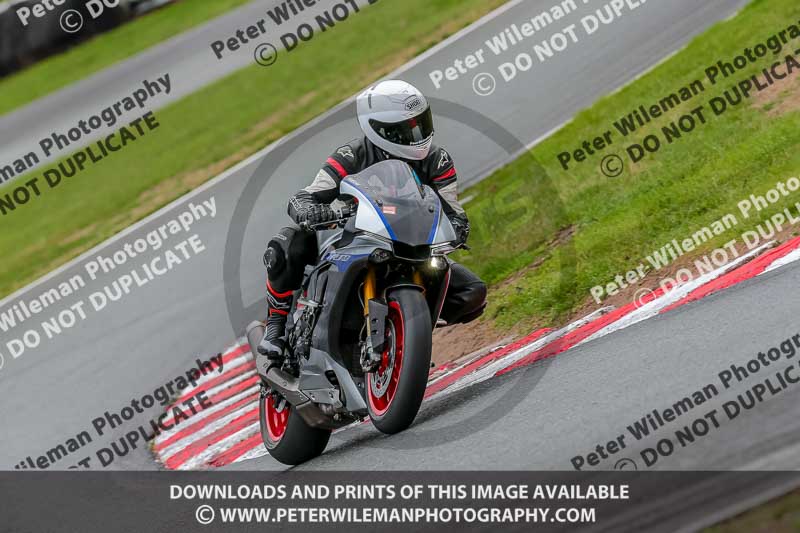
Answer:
[429,256,445,270]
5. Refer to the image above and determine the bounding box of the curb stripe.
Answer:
[208,433,265,468]
[164,376,259,426]
[496,301,654,376]
[424,308,614,401]
[662,237,800,313]
[159,402,259,460]
[164,408,259,469]
[154,393,258,452]
[201,375,259,408]
[577,242,774,348]
[155,386,258,443]
[174,361,255,404]
[424,328,550,398]
[178,423,261,471]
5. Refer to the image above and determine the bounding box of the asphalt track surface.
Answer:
[232,258,800,472]
[0,0,381,169]
[0,0,759,487]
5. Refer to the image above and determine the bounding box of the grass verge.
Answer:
[705,489,800,532]
[0,0,507,298]
[457,0,800,332]
[0,0,251,117]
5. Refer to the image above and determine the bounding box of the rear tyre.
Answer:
[259,392,331,465]
[367,288,432,434]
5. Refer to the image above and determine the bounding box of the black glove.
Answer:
[452,218,470,247]
[300,204,337,227]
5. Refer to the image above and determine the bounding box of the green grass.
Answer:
[456,0,800,330]
[705,489,800,532]
[0,0,251,116]
[0,0,507,298]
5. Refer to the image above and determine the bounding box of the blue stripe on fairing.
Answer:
[427,195,441,244]
[346,180,398,241]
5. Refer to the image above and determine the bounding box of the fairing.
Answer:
[340,160,457,246]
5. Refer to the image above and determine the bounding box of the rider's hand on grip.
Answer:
[300,204,336,230]
[452,218,471,248]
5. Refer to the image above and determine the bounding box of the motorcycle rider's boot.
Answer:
[258,285,293,362]
[258,314,287,362]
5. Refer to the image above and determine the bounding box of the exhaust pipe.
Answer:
[246,321,332,428]
[246,321,306,403]
[246,320,266,360]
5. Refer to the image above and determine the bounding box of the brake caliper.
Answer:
[360,339,382,373]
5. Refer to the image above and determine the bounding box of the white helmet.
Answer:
[357,80,434,161]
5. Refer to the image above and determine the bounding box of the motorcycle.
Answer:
[246,159,460,465]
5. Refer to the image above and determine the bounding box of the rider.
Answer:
[258,79,487,360]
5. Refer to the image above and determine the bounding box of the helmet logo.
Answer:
[405,97,423,111]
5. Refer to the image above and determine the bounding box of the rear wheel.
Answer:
[367,289,432,434]
[259,391,331,465]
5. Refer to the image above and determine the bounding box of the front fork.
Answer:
[360,266,425,372]
[363,266,377,317]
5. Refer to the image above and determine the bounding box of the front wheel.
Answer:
[367,288,432,434]
[259,391,331,465]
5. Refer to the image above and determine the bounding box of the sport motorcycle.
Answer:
[246,159,460,465]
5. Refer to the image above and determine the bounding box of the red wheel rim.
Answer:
[265,394,289,441]
[368,301,404,416]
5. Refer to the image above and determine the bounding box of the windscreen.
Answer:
[344,160,441,246]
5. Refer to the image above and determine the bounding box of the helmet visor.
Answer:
[369,107,434,147]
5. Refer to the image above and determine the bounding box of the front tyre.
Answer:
[259,391,331,465]
[367,288,432,434]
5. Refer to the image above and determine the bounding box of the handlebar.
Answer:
[299,202,470,253]
[299,202,356,232]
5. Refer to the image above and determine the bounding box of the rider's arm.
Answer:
[428,148,470,244]
[287,143,361,224]
[287,170,339,224]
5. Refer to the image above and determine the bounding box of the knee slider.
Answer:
[264,241,286,275]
